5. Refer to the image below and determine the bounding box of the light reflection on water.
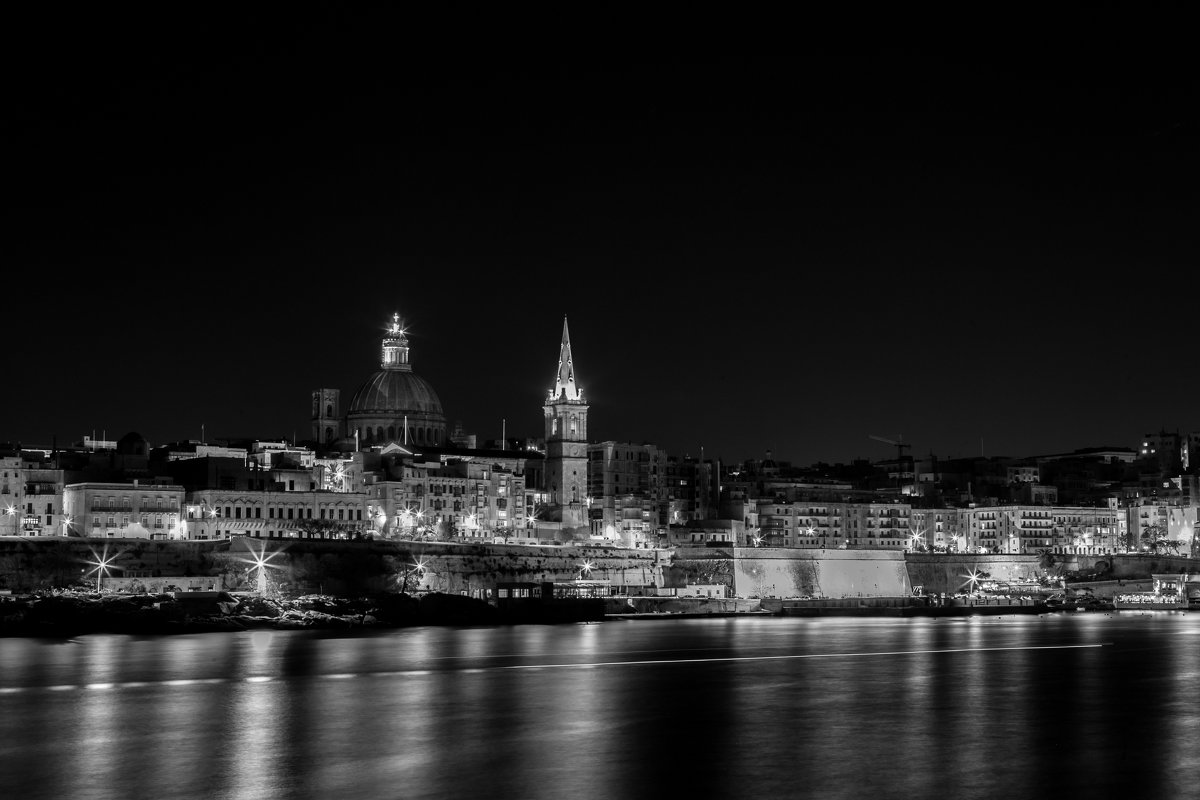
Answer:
[1,614,1197,800]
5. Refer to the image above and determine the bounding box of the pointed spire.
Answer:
[550,315,582,402]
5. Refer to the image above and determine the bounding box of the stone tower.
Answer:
[543,315,589,534]
[311,389,341,445]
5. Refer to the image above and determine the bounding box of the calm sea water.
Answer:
[1,612,1197,800]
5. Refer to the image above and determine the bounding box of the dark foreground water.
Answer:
[1,612,1197,800]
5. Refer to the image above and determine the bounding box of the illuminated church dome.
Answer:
[346,313,447,447]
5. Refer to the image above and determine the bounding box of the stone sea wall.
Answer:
[720,547,913,598]
[1,538,1192,600]
[0,538,669,597]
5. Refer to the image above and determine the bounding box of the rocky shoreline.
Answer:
[0,590,517,637]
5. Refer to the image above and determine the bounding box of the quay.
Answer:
[602,595,1051,620]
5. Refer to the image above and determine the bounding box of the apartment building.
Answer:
[63,481,186,539]
[184,488,368,539]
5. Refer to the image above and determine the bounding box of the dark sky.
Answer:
[7,17,1198,465]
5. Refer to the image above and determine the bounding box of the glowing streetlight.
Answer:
[959,567,986,595]
[4,503,17,535]
[233,540,285,594]
[83,544,123,592]
[577,560,595,580]
[400,557,432,593]
[907,521,926,552]
[398,505,428,538]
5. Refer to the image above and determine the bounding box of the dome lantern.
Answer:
[381,312,411,372]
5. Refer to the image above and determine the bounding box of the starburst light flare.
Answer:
[232,539,286,594]
[83,544,123,592]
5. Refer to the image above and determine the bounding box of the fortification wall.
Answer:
[0,538,668,597]
[3,538,1193,600]
[727,548,912,598]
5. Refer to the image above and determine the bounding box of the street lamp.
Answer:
[236,539,284,595]
[400,557,432,593]
[84,544,122,592]
[4,503,17,536]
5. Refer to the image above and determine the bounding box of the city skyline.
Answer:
[9,24,1197,465]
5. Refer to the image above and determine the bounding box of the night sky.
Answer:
[8,17,1197,465]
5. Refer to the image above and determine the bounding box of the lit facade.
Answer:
[363,457,528,541]
[957,504,1120,555]
[587,441,668,547]
[9,462,65,536]
[185,488,369,539]
[64,482,186,539]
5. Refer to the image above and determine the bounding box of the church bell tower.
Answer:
[543,316,589,533]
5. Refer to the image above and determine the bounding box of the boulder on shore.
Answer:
[0,590,506,636]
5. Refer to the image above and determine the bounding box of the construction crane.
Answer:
[869,434,911,464]
[869,435,913,493]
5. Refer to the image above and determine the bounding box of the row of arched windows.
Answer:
[361,425,443,445]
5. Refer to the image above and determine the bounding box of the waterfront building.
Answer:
[4,457,66,537]
[586,440,668,547]
[783,502,848,549]
[754,500,913,551]
[1166,505,1197,556]
[843,502,912,549]
[956,504,1120,555]
[63,481,185,539]
[664,455,720,524]
[756,500,806,547]
[358,448,532,542]
[184,488,369,539]
[438,457,527,539]
[909,508,964,551]
[1127,498,1198,555]
[664,518,742,548]
[1,454,25,536]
